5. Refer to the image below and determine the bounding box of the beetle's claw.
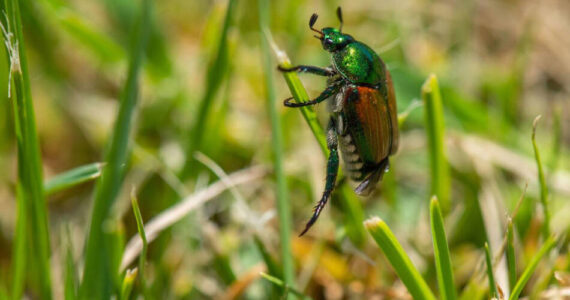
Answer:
[283,97,297,107]
[299,217,317,236]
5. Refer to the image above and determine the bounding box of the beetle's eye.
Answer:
[325,38,333,45]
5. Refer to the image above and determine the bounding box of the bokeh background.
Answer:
[0,0,569,299]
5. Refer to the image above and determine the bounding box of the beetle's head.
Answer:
[309,7,354,52]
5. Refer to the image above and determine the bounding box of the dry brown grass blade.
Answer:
[120,165,266,270]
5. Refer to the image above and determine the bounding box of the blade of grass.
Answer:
[131,190,147,295]
[180,0,237,178]
[506,219,516,291]
[422,74,451,213]
[79,0,151,297]
[119,268,138,300]
[364,217,437,300]
[269,36,327,153]
[430,196,457,300]
[508,235,556,300]
[44,162,104,196]
[11,186,26,300]
[532,115,550,238]
[259,0,295,293]
[259,272,312,300]
[484,243,498,299]
[3,0,52,297]
[120,166,266,270]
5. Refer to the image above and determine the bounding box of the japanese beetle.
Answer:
[279,7,399,236]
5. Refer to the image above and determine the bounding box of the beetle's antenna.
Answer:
[309,13,322,36]
[337,7,343,32]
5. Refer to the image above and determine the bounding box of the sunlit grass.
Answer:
[1,0,568,299]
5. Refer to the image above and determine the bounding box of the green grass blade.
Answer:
[11,187,26,300]
[259,0,294,292]
[119,269,138,300]
[260,272,312,300]
[131,190,147,295]
[429,196,457,300]
[506,219,516,290]
[181,0,237,178]
[271,46,327,155]
[484,243,498,299]
[79,0,151,297]
[422,74,451,213]
[508,235,556,300]
[44,162,104,196]
[531,115,550,238]
[365,217,437,300]
[4,0,52,297]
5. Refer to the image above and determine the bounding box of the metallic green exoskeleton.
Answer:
[279,7,399,236]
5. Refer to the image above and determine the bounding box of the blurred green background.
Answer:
[0,0,569,299]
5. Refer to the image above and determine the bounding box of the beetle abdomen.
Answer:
[338,131,367,181]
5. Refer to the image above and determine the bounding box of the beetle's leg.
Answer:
[278,65,335,77]
[284,82,340,107]
[354,158,389,196]
[300,119,339,236]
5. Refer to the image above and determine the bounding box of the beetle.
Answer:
[279,7,399,236]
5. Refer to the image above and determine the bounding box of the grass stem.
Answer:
[430,197,457,300]
[259,0,295,295]
[531,115,550,239]
[4,0,52,297]
[422,74,451,213]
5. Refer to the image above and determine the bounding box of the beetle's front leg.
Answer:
[283,82,340,107]
[299,119,339,236]
[278,65,335,77]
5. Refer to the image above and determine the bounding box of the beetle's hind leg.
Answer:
[278,65,335,77]
[299,119,339,236]
[354,158,390,196]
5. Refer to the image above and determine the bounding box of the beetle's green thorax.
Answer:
[332,41,387,86]
[320,27,354,52]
